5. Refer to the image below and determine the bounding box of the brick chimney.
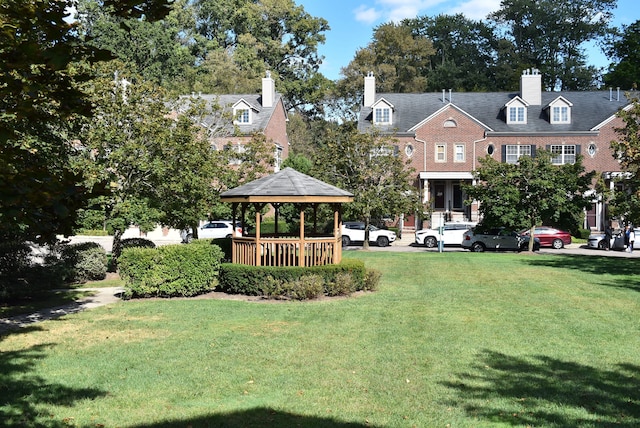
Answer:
[262,71,275,108]
[364,71,376,107]
[520,68,542,105]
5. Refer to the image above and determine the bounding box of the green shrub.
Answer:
[218,259,371,299]
[209,238,232,262]
[119,243,224,298]
[577,228,591,239]
[325,271,356,296]
[59,242,107,283]
[363,268,382,291]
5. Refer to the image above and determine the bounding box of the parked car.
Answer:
[518,226,572,249]
[183,221,242,242]
[588,227,640,250]
[461,227,540,252]
[341,221,396,247]
[415,222,476,247]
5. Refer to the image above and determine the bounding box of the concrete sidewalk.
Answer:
[0,287,124,334]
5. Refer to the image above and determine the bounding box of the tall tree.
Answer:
[489,0,616,90]
[464,150,595,250]
[604,20,640,91]
[336,22,434,118]
[75,65,177,258]
[314,124,420,249]
[0,0,170,243]
[609,94,640,225]
[406,14,505,91]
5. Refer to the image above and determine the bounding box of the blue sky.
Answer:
[297,0,638,81]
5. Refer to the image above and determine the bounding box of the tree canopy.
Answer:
[313,124,420,249]
[0,0,171,243]
[604,20,640,91]
[609,94,640,225]
[464,151,595,250]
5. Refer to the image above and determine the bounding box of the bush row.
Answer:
[218,259,381,300]
[118,243,224,298]
[0,240,108,301]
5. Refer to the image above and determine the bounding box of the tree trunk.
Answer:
[363,217,371,250]
[111,228,124,270]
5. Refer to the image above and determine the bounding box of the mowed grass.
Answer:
[1,252,639,427]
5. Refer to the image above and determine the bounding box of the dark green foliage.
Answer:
[59,242,107,283]
[208,238,232,262]
[262,274,325,300]
[118,243,224,298]
[114,237,157,262]
[218,259,371,299]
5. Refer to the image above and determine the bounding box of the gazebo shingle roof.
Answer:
[220,167,354,203]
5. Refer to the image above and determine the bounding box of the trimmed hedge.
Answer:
[218,259,380,300]
[118,243,224,298]
[59,242,108,283]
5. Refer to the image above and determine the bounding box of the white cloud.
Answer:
[354,0,502,25]
[354,5,383,24]
[448,0,502,20]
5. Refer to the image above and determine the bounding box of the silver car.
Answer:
[587,228,640,250]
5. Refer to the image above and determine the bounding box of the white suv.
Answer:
[341,222,396,247]
[415,222,476,247]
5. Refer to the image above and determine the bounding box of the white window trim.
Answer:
[232,100,253,125]
[371,98,394,125]
[505,144,531,164]
[435,143,446,163]
[504,97,528,124]
[550,144,576,165]
[547,96,573,124]
[454,144,465,162]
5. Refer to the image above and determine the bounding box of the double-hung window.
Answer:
[435,144,446,162]
[374,107,391,124]
[552,106,569,123]
[505,145,531,164]
[455,144,465,162]
[509,106,525,123]
[236,108,250,124]
[550,145,576,164]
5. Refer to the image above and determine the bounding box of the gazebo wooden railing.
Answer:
[232,234,341,267]
[220,168,354,268]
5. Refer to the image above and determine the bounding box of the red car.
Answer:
[519,227,572,249]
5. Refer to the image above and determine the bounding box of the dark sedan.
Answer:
[519,227,572,249]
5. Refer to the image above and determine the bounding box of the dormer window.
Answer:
[236,108,250,123]
[504,96,528,124]
[509,106,525,123]
[547,96,572,124]
[233,100,253,125]
[375,107,390,123]
[372,99,393,125]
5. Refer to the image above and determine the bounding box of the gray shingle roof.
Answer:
[178,93,282,135]
[358,91,629,135]
[221,167,353,200]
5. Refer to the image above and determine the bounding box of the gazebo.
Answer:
[220,168,354,267]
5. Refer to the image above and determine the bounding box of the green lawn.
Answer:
[1,252,639,427]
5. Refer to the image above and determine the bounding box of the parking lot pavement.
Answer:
[351,233,640,257]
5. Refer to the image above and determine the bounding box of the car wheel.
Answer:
[597,240,606,250]
[376,236,389,247]
[552,238,564,249]
[342,236,351,247]
[425,236,437,248]
[225,234,232,239]
[471,242,485,252]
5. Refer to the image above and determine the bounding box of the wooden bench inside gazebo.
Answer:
[220,168,353,267]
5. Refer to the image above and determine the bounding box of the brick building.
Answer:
[179,72,289,171]
[358,69,631,232]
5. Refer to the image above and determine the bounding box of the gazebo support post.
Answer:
[299,207,305,267]
[231,203,238,262]
[333,205,341,264]
[254,204,263,266]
